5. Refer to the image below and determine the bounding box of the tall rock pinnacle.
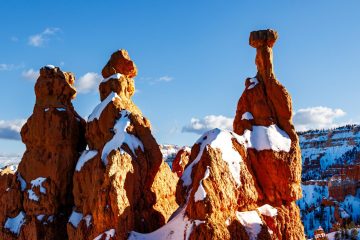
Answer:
[0,65,86,240]
[130,30,304,240]
[68,50,178,240]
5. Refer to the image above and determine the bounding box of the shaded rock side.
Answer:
[0,66,86,240]
[68,50,178,240]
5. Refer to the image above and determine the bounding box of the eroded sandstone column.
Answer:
[68,50,178,240]
[0,65,86,240]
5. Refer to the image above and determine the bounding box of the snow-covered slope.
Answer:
[298,125,360,238]
[299,125,360,181]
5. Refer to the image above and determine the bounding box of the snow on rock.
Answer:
[94,229,116,240]
[181,128,242,187]
[88,92,120,122]
[241,112,254,120]
[247,77,259,90]
[75,150,98,171]
[4,211,26,236]
[102,73,122,83]
[68,210,83,228]
[236,210,263,240]
[83,215,92,227]
[128,206,204,240]
[257,204,277,217]
[101,110,144,165]
[17,173,26,191]
[44,108,49,112]
[194,166,210,202]
[56,108,66,112]
[27,177,47,201]
[339,207,350,219]
[238,124,291,152]
[45,65,55,69]
[36,214,45,221]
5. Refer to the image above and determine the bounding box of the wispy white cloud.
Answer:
[0,63,24,71]
[293,106,346,131]
[141,75,174,85]
[22,68,39,81]
[76,72,102,93]
[182,115,233,134]
[28,27,61,47]
[0,119,26,141]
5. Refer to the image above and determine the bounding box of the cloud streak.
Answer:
[293,106,346,131]
[182,106,349,135]
[28,27,61,47]
[182,115,233,134]
[22,68,39,81]
[76,72,102,93]
[0,119,26,141]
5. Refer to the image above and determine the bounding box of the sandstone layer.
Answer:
[0,66,86,240]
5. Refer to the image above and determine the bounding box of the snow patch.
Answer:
[45,65,55,69]
[27,177,47,201]
[56,108,66,112]
[236,210,263,240]
[84,215,92,227]
[69,210,83,228]
[129,206,204,240]
[94,229,116,240]
[102,73,122,83]
[4,211,26,235]
[101,110,144,165]
[257,204,277,217]
[36,214,45,221]
[17,173,26,191]
[75,150,97,171]
[194,166,210,202]
[181,128,242,187]
[88,92,120,122]
[247,77,259,90]
[237,124,291,152]
[241,112,254,120]
[44,108,49,112]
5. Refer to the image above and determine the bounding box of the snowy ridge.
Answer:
[181,124,291,188]
[88,92,120,122]
[299,124,360,180]
[75,150,98,171]
[101,110,144,165]
[102,73,122,83]
[128,206,204,240]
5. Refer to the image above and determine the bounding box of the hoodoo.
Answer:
[0,66,86,240]
[130,29,304,239]
[68,50,178,240]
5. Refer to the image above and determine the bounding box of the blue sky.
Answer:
[0,1,359,155]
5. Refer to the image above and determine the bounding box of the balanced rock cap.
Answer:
[101,49,137,78]
[249,29,278,48]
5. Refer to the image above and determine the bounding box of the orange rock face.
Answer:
[0,66,86,240]
[68,50,178,240]
[129,29,304,240]
[172,147,191,177]
[101,49,137,79]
